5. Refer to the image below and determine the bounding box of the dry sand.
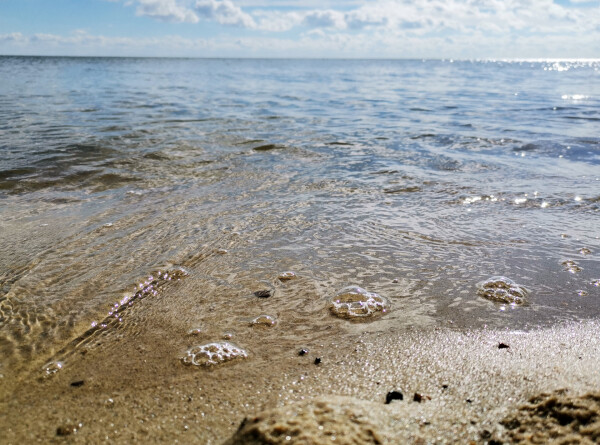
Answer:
[2,318,600,444]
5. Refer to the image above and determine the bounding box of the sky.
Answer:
[0,0,599,58]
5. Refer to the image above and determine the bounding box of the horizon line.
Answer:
[1,54,600,63]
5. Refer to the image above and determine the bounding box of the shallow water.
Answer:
[0,57,599,387]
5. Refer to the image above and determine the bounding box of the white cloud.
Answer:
[302,10,347,29]
[133,0,199,23]
[118,0,599,38]
[4,0,600,57]
[0,32,26,43]
[194,0,256,27]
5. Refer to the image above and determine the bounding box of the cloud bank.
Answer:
[1,0,599,58]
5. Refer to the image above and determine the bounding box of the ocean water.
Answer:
[0,57,599,382]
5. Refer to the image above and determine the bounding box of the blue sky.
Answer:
[0,0,599,58]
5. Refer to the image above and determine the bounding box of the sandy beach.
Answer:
[1,56,599,444]
[2,311,599,444]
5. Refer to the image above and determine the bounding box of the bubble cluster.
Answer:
[477,276,528,305]
[278,271,297,281]
[162,266,189,280]
[329,286,389,319]
[562,260,582,274]
[42,361,63,377]
[579,247,592,255]
[181,342,247,367]
[250,314,277,327]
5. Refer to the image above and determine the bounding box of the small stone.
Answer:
[579,247,592,255]
[217,249,228,255]
[56,424,78,436]
[413,393,431,402]
[498,343,510,349]
[253,290,272,298]
[298,349,308,356]
[385,391,403,404]
[70,380,85,387]
[392,278,399,283]
[314,358,321,365]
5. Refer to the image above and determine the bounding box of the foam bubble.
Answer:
[42,361,63,377]
[181,342,247,367]
[329,286,389,319]
[278,271,297,281]
[163,266,189,280]
[477,276,528,305]
[250,314,277,327]
[562,260,582,273]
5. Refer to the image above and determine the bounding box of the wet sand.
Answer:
[1,57,600,444]
[2,315,599,444]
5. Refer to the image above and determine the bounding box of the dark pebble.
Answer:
[253,290,272,298]
[442,384,449,390]
[498,343,510,349]
[56,425,76,436]
[298,349,308,356]
[70,380,85,387]
[385,390,403,404]
[466,399,473,403]
[314,357,321,365]
[414,392,431,402]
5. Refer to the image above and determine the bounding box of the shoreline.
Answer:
[2,320,599,443]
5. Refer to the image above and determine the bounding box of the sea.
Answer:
[0,57,599,382]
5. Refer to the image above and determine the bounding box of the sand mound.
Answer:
[224,396,389,445]
[502,390,600,444]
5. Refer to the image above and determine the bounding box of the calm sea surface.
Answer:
[0,57,599,379]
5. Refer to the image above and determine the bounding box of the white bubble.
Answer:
[181,342,247,367]
[476,276,528,305]
[278,271,297,281]
[329,286,389,319]
[250,314,277,327]
[42,361,63,377]
[562,260,582,274]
